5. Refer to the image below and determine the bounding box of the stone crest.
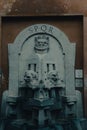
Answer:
[34,35,49,53]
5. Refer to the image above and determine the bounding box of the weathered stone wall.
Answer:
[0,0,87,16]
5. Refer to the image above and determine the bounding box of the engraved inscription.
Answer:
[28,24,53,34]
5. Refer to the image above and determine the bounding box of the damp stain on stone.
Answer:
[0,0,87,16]
[7,0,72,15]
[0,0,16,15]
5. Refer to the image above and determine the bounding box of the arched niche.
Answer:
[8,24,76,97]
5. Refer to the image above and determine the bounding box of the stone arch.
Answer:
[8,24,76,97]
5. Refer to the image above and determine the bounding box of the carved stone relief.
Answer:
[0,24,86,130]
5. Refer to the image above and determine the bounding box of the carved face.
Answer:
[24,70,38,83]
[47,70,59,84]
